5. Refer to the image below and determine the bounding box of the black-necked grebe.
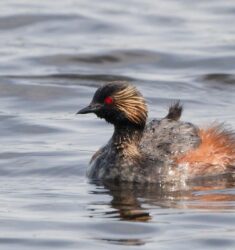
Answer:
[77,82,235,183]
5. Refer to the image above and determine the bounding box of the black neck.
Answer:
[112,124,144,147]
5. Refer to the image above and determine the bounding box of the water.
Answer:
[0,0,235,249]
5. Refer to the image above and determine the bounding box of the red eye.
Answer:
[104,96,113,105]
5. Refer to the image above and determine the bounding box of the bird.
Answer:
[77,82,235,183]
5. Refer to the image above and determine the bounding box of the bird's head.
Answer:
[77,82,148,128]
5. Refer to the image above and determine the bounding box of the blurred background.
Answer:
[0,0,235,249]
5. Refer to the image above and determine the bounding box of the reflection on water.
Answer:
[89,175,235,221]
[87,176,235,246]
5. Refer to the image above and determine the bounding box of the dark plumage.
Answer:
[165,101,183,121]
[77,82,235,183]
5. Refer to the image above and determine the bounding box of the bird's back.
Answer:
[140,118,201,164]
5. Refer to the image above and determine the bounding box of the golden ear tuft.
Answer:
[112,85,148,125]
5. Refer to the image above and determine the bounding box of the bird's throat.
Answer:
[112,125,144,150]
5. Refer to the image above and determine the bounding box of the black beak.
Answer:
[76,103,101,114]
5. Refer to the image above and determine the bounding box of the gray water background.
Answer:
[0,0,235,249]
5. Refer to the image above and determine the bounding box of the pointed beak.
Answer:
[76,103,102,114]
